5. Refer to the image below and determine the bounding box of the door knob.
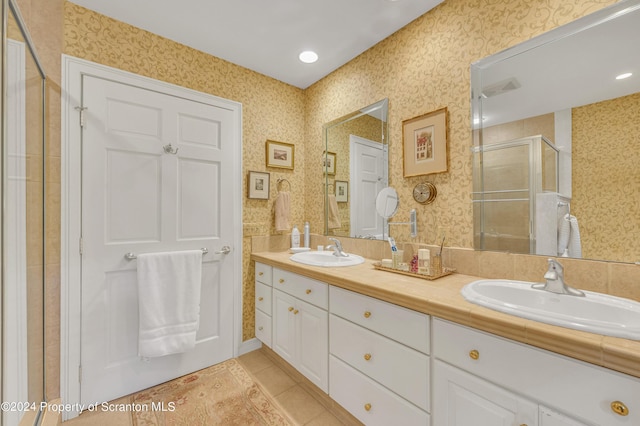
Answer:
[215,246,231,255]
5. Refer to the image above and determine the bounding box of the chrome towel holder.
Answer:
[124,247,209,260]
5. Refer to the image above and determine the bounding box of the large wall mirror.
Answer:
[2,0,47,424]
[472,0,640,264]
[323,98,389,239]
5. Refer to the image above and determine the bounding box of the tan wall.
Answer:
[31,0,618,401]
[572,92,640,262]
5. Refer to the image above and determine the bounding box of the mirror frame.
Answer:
[471,0,640,263]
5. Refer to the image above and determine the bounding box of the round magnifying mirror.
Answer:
[375,187,399,219]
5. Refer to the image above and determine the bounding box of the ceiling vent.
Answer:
[481,78,521,98]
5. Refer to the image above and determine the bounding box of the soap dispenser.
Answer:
[291,225,300,248]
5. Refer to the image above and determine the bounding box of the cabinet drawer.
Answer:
[255,262,272,286]
[433,319,640,426]
[273,268,328,309]
[255,281,272,315]
[330,315,429,412]
[330,355,429,426]
[255,309,271,348]
[330,286,429,354]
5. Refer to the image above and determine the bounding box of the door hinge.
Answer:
[75,106,88,128]
[79,237,83,255]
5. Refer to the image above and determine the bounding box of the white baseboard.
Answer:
[238,338,262,356]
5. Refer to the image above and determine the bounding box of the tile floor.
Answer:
[64,349,351,425]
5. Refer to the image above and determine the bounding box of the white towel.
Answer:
[137,250,202,358]
[567,215,582,258]
[557,214,571,256]
[327,194,341,229]
[275,192,291,231]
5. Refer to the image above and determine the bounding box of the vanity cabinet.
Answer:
[329,286,430,425]
[254,262,272,347]
[434,359,538,425]
[433,318,640,426]
[271,268,329,392]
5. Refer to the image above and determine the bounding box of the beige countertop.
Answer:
[251,251,640,379]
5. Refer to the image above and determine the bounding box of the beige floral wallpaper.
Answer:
[305,0,617,249]
[572,92,640,263]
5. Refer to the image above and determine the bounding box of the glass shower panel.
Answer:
[3,2,46,425]
[474,135,559,255]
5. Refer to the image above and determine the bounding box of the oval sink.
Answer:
[290,251,365,267]
[462,279,640,340]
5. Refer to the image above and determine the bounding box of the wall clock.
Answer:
[413,182,437,204]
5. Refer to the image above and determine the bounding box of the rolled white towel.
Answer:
[557,214,571,256]
[567,215,582,258]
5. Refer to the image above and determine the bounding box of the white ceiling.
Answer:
[68,0,444,89]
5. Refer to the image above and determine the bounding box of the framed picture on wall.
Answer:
[335,181,348,202]
[324,151,337,176]
[266,140,295,169]
[402,107,448,177]
[247,171,270,199]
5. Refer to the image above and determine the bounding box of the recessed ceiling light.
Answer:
[299,51,318,64]
[616,72,632,80]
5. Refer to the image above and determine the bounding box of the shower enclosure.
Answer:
[2,0,46,425]
[473,135,563,255]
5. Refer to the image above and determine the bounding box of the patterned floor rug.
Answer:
[131,358,293,425]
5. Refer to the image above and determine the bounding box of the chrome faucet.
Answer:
[532,258,585,297]
[326,238,348,257]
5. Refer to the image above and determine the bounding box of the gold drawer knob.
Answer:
[364,403,372,412]
[306,289,312,294]
[288,306,294,312]
[293,309,299,315]
[364,311,371,318]
[364,353,372,361]
[611,401,629,416]
[279,278,285,284]
[258,272,264,276]
[469,349,480,360]
[258,297,264,301]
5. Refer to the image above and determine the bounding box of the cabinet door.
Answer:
[297,298,328,392]
[540,406,589,426]
[433,360,538,426]
[272,289,297,365]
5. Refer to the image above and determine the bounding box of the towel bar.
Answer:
[124,247,208,260]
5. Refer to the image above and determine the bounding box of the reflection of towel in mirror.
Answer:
[567,215,582,258]
[275,192,290,231]
[557,214,582,258]
[557,214,571,256]
[328,194,341,229]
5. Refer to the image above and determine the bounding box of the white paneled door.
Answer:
[350,135,386,238]
[79,74,237,405]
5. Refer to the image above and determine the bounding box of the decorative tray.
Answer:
[373,262,455,281]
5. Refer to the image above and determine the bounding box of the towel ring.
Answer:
[277,178,291,192]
